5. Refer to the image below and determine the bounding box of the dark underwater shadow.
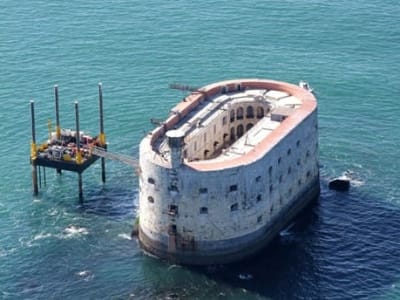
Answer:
[189,182,400,299]
[77,185,138,220]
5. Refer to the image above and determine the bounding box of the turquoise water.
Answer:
[1,0,399,299]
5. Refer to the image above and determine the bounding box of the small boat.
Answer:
[299,80,314,93]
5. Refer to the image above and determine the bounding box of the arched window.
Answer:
[256,107,264,119]
[230,109,235,122]
[246,123,253,131]
[230,127,235,142]
[237,107,244,120]
[246,106,254,118]
[237,124,244,138]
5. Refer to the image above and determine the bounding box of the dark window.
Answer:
[222,116,227,125]
[237,84,242,91]
[168,224,177,234]
[200,207,208,214]
[297,158,301,166]
[213,141,219,148]
[204,149,209,157]
[221,86,227,94]
[288,167,292,174]
[255,175,262,182]
[298,179,302,186]
[270,205,274,214]
[269,184,273,193]
[148,196,154,203]
[306,170,311,178]
[287,148,291,156]
[256,107,264,118]
[237,124,244,138]
[230,203,239,211]
[230,184,238,192]
[246,106,254,118]
[278,157,282,164]
[230,110,235,122]
[257,215,262,223]
[230,127,235,141]
[279,175,283,183]
[246,123,253,131]
[269,166,273,175]
[168,184,179,193]
[306,150,310,158]
[296,140,301,147]
[199,188,208,194]
[148,177,155,184]
[168,204,178,216]
[237,107,244,120]
[256,194,262,202]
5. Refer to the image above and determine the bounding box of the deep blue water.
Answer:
[1,0,399,299]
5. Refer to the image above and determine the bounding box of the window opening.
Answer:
[200,207,208,214]
[256,107,264,118]
[246,106,254,118]
[237,124,244,138]
[246,123,253,131]
[230,203,239,211]
[199,188,208,194]
[230,109,235,122]
[230,184,238,192]
[237,107,244,120]
[168,204,178,216]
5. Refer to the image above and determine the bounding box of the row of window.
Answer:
[147,167,313,193]
[227,106,266,123]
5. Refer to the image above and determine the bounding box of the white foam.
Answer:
[33,232,52,241]
[76,270,94,281]
[118,233,132,240]
[63,225,89,238]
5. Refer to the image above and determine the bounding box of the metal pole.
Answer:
[54,85,61,139]
[99,83,106,183]
[75,101,82,164]
[78,173,83,202]
[55,86,62,174]
[30,100,39,196]
[38,166,42,188]
[43,166,46,186]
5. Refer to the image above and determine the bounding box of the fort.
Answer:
[138,78,320,265]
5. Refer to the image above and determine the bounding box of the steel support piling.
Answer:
[99,83,106,183]
[30,100,39,196]
[78,173,83,202]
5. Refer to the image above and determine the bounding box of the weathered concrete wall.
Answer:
[139,110,319,264]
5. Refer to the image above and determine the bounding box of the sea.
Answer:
[0,0,399,299]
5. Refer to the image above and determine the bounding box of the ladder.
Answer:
[91,146,138,167]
